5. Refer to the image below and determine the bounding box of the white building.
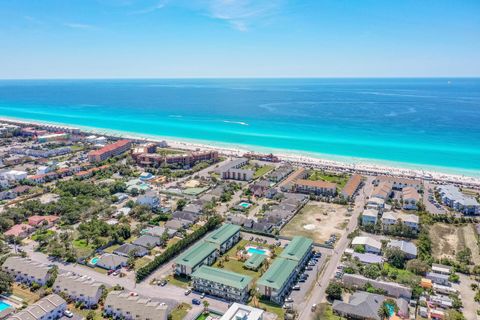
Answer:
[437,185,480,215]
[361,209,379,225]
[351,236,382,254]
[402,187,420,210]
[136,191,160,208]
[9,294,67,320]
[53,273,105,308]
[2,256,52,286]
[218,158,254,181]
[0,169,27,182]
[382,211,419,231]
[366,196,385,210]
[220,303,264,320]
[104,291,168,320]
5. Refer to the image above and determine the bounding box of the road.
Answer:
[22,242,229,318]
[453,274,480,320]
[297,176,374,320]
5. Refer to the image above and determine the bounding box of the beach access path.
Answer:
[297,176,374,320]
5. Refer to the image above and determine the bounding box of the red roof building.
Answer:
[88,140,132,162]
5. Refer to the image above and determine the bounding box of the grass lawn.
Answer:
[167,237,181,248]
[103,243,121,253]
[213,259,261,280]
[171,303,192,320]
[250,299,284,319]
[135,256,153,270]
[316,303,342,319]
[253,165,275,179]
[72,239,95,257]
[70,304,103,320]
[382,263,420,286]
[308,171,350,189]
[11,284,40,304]
[31,229,55,241]
[167,275,191,288]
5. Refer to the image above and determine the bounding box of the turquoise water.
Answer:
[0,301,12,312]
[0,78,479,176]
[90,257,99,265]
[248,247,267,255]
[239,202,252,208]
[386,303,395,316]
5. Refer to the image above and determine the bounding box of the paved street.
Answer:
[297,176,374,320]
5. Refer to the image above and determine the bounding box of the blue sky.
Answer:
[1,0,479,78]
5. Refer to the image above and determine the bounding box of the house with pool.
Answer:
[2,256,52,286]
[204,223,241,254]
[191,266,253,302]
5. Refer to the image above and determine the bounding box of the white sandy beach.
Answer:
[2,117,480,187]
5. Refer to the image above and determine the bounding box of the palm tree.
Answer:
[202,300,210,313]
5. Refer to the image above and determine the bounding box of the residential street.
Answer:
[297,176,374,320]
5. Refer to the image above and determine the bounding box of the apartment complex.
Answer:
[9,294,67,320]
[2,256,52,286]
[218,158,254,181]
[175,241,218,276]
[88,139,132,162]
[437,184,480,215]
[135,150,218,168]
[341,174,363,200]
[293,179,337,196]
[104,291,168,320]
[191,266,253,302]
[53,273,105,308]
[204,224,241,254]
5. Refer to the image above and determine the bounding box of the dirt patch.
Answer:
[430,223,480,264]
[280,201,350,244]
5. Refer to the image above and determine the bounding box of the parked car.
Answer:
[185,289,192,295]
[200,292,206,299]
[64,310,74,318]
[285,297,294,303]
[192,299,201,305]
[292,285,300,290]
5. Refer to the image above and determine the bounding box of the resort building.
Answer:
[341,174,363,200]
[257,257,298,304]
[402,186,421,210]
[293,179,337,196]
[204,223,241,254]
[220,303,264,320]
[37,133,70,143]
[88,139,132,162]
[373,176,422,191]
[267,164,294,183]
[351,236,382,254]
[279,236,313,267]
[361,209,379,225]
[175,241,218,276]
[218,158,254,181]
[104,291,168,320]
[371,182,393,200]
[135,150,218,168]
[381,211,419,231]
[2,256,52,286]
[191,266,253,302]
[53,272,105,308]
[437,184,480,215]
[9,294,67,320]
[278,167,307,192]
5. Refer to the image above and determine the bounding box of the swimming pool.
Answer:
[386,303,395,316]
[247,247,267,255]
[239,202,252,209]
[0,301,12,312]
[90,257,99,265]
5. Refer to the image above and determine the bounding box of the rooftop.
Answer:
[295,179,337,189]
[175,241,217,268]
[257,257,297,290]
[244,254,266,270]
[191,266,252,290]
[280,236,313,262]
[204,224,241,246]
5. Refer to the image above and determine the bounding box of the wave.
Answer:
[223,120,249,126]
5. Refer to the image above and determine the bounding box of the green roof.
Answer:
[175,241,217,268]
[257,258,297,290]
[204,224,241,246]
[280,236,313,262]
[244,254,266,270]
[191,266,252,290]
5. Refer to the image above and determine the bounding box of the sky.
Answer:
[0,0,479,79]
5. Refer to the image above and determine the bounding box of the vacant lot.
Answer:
[430,223,480,264]
[280,201,349,243]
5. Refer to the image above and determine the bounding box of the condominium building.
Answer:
[9,294,67,320]
[402,187,421,210]
[2,256,52,286]
[293,179,337,196]
[104,291,168,320]
[191,266,253,302]
[53,273,105,308]
[279,236,313,267]
[381,211,419,231]
[437,184,480,215]
[361,209,379,225]
[135,150,218,168]
[88,139,132,162]
[218,158,254,181]
[256,258,298,304]
[373,176,422,191]
[204,224,241,254]
[341,174,363,200]
[175,241,218,276]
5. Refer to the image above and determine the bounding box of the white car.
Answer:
[184,289,192,296]
[64,310,74,318]
[285,297,294,303]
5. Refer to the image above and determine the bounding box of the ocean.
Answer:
[0,78,479,176]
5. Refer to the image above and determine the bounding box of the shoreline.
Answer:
[2,116,480,187]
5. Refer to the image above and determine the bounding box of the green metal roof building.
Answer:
[204,224,241,248]
[243,254,266,270]
[175,241,217,275]
[191,266,252,290]
[257,257,297,291]
[280,236,313,263]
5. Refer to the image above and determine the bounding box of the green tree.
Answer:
[384,247,407,269]
[176,199,187,211]
[378,299,398,319]
[326,281,342,300]
[0,270,13,294]
[406,259,430,275]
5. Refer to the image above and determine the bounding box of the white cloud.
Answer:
[130,0,169,15]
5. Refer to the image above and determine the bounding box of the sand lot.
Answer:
[430,223,480,264]
[280,201,350,244]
